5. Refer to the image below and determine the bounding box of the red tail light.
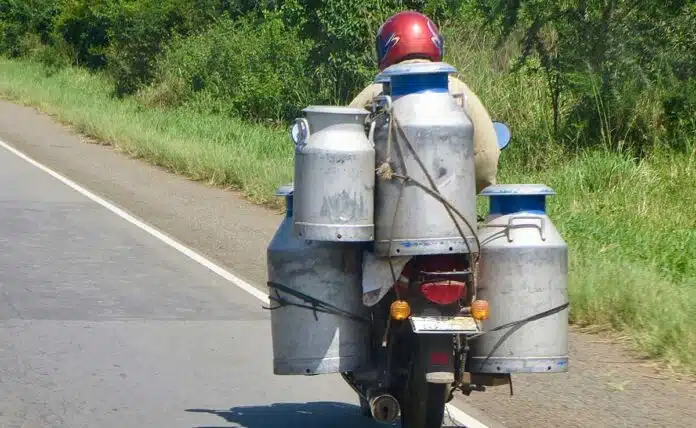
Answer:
[429,351,450,365]
[420,282,466,305]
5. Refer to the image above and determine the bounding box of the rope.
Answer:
[469,301,570,363]
[264,281,371,325]
[375,101,395,181]
[370,107,404,299]
[372,102,483,301]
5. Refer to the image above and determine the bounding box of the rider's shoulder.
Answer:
[447,74,474,94]
[348,83,384,109]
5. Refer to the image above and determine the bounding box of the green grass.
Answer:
[0,59,293,206]
[506,150,696,372]
[1,57,695,375]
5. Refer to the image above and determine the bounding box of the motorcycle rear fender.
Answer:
[418,332,456,384]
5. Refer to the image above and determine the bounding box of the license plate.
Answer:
[409,316,480,335]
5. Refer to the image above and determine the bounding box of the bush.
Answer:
[52,0,235,95]
[52,0,116,70]
[103,0,229,96]
[479,0,696,154]
[142,11,315,122]
[0,0,61,57]
[282,0,471,104]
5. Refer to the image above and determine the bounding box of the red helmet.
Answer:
[375,11,444,71]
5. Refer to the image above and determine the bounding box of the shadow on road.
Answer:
[187,402,392,427]
[188,402,465,428]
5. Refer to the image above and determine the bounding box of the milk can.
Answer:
[370,62,478,257]
[267,184,370,375]
[291,106,375,242]
[468,184,569,374]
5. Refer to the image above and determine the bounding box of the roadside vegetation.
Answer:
[1,0,694,374]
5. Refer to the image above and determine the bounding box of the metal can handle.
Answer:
[373,95,393,113]
[506,215,546,242]
[289,118,310,149]
[367,120,376,147]
[452,92,468,110]
[275,183,294,196]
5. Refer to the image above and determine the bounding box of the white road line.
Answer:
[0,137,490,428]
[0,138,270,303]
[446,403,491,428]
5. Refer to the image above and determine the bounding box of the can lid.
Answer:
[481,184,555,215]
[380,62,455,97]
[374,72,390,84]
[302,105,370,116]
[380,61,457,78]
[275,183,294,196]
[480,184,555,196]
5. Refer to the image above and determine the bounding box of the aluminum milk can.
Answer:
[267,185,370,375]
[468,184,569,374]
[291,105,375,242]
[370,62,478,257]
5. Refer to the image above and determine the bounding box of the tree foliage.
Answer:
[478,0,696,153]
[0,0,693,153]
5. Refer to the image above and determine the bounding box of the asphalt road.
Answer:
[0,140,364,428]
[0,100,694,428]
[0,103,495,427]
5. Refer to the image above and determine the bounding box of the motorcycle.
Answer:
[338,121,514,427]
[267,61,568,428]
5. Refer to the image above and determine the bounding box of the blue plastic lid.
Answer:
[379,61,456,97]
[379,61,457,78]
[480,184,555,196]
[374,72,390,84]
[480,184,555,215]
[276,183,294,216]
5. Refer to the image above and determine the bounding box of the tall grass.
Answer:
[1,56,695,374]
[0,59,293,204]
[448,30,696,371]
[505,151,696,370]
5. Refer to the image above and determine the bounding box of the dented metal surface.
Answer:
[292,106,375,242]
[267,187,370,375]
[371,80,478,257]
[468,185,569,374]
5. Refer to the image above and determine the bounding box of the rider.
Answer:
[348,10,500,193]
[351,11,500,293]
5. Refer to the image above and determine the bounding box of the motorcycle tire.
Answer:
[399,335,448,428]
[359,396,372,418]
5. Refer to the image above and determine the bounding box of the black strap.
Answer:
[264,281,371,325]
[478,302,570,362]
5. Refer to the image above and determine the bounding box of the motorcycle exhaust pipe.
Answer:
[369,393,400,423]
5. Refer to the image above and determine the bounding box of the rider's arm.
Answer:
[348,83,384,109]
[448,76,501,192]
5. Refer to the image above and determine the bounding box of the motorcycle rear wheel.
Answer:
[399,335,448,428]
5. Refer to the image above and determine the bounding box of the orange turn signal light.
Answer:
[471,299,490,320]
[390,300,411,320]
